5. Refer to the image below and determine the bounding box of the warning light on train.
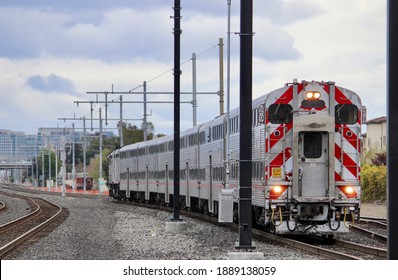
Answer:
[338,186,358,198]
[269,185,288,199]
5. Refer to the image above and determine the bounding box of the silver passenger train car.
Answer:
[108,80,364,235]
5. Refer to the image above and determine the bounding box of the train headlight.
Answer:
[305,91,321,100]
[337,186,358,198]
[269,185,288,199]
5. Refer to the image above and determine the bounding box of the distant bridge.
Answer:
[0,162,33,170]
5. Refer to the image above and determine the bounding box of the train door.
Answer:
[145,165,149,200]
[126,167,130,199]
[165,164,169,204]
[209,154,213,212]
[186,162,190,208]
[298,132,328,197]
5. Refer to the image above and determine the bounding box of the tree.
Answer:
[122,123,147,145]
[361,149,387,202]
[37,149,61,181]
[371,152,386,166]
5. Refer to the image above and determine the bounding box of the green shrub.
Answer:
[361,164,387,202]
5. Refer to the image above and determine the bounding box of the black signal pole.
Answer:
[237,0,255,250]
[388,0,398,259]
[172,0,182,221]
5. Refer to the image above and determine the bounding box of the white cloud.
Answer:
[272,0,387,121]
[0,0,387,136]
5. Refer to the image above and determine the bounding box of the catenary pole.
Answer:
[119,95,124,147]
[237,0,255,250]
[99,108,103,180]
[226,0,232,188]
[192,53,197,126]
[219,38,224,115]
[172,0,182,221]
[83,117,87,192]
[388,0,398,259]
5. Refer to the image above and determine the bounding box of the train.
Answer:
[107,80,364,236]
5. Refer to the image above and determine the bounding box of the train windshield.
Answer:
[335,104,358,124]
[268,104,293,124]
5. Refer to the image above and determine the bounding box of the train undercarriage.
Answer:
[108,182,359,236]
[108,183,216,215]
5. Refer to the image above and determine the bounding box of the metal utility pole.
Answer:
[219,38,224,115]
[83,117,87,192]
[60,116,140,125]
[35,140,38,187]
[388,0,398,259]
[72,123,76,190]
[172,0,182,221]
[226,0,232,187]
[48,144,51,190]
[86,74,219,130]
[119,95,124,147]
[60,136,66,197]
[99,108,103,180]
[55,144,58,189]
[58,117,96,191]
[77,93,191,136]
[237,0,255,250]
[42,139,45,187]
[143,81,148,141]
[192,53,197,126]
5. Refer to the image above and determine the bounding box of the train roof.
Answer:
[116,80,361,153]
[120,134,170,152]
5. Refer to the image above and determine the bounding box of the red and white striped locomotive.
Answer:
[254,79,363,234]
[108,80,364,236]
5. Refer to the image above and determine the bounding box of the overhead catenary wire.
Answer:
[59,42,221,143]
[76,43,220,121]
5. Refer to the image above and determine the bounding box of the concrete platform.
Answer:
[227,251,265,260]
[226,242,265,259]
[165,220,188,232]
[361,202,387,219]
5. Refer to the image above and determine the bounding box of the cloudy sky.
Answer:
[0,0,386,136]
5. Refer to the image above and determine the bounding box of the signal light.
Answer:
[338,186,358,198]
[269,185,288,199]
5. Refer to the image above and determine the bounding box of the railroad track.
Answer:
[333,239,387,259]
[0,191,64,259]
[350,225,387,243]
[287,233,386,260]
[350,218,387,243]
[361,216,388,226]
[112,199,385,260]
[0,184,387,260]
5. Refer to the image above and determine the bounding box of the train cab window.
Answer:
[335,104,358,124]
[268,104,292,124]
[303,132,322,158]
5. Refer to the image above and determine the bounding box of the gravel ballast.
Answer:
[1,188,324,260]
[0,193,33,225]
